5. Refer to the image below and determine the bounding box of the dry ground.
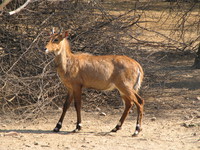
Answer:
[0,48,200,150]
[0,110,199,150]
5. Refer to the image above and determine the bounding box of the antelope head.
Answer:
[44,28,69,55]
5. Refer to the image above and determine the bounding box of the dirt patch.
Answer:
[0,110,199,150]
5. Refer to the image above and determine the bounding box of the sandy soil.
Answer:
[0,107,199,150]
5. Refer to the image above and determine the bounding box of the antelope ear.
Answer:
[62,30,69,38]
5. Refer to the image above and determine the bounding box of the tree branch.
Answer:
[0,0,12,10]
[9,0,32,15]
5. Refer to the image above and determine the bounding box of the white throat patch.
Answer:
[55,50,61,56]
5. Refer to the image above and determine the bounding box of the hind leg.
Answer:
[132,93,144,136]
[113,85,144,136]
[111,95,133,132]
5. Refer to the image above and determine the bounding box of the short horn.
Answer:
[52,27,55,34]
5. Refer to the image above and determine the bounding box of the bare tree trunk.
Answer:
[193,44,200,69]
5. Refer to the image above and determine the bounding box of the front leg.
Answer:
[73,122,82,133]
[53,92,73,132]
[53,122,62,132]
[72,86,82,132]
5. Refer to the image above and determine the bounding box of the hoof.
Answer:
[73,123,82,133]
[132,129,142,137]
[73,127,82,133]
[53,122,62,132]
[132,124,142,137]
[111,126,121,132]
[132,132,139,137]
[73,129,79,133]
[111,128,118,132]
[53,127,60,132]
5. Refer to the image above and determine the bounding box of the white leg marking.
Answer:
[134,130,139,135]
[117,122,122,127]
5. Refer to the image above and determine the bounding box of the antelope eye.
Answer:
[53,38,59,42]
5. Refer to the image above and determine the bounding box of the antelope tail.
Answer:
[133,68,142,91]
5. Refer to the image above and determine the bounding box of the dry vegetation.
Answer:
[0,0,200,119]
[0,1,200,149]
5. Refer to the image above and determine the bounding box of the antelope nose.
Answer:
[44,48,49,54]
